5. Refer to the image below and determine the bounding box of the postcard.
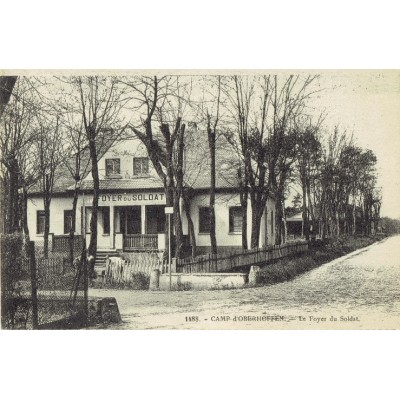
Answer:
[1,70,399,330]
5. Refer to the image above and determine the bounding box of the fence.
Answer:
[123,234,158,251]
[34,234,85,260]
[176,240,309,274]
[1,234,88,330]
[105,252,167,285]
[52,234,84,253]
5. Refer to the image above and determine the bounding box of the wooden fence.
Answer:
[105,253,167,284]
[123,234,158,251]
[176,241,309,274]
[52,235,84,253]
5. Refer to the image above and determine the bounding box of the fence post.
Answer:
[27,241,39,330]
[149,269,160,290]
[171,258,177,273]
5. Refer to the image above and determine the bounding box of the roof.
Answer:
[28,133,274,198]
[77,176,165,191]
[28,134,115,194]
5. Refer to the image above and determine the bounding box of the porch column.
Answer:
[141,205,146,234]
[110,205,115,248]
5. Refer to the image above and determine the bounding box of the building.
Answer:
[27,137,276,256]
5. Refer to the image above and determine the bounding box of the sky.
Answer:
[309,70,400,219]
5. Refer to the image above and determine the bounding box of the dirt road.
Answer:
[89,236,400,329]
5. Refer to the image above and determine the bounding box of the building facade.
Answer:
[27,138,276,254]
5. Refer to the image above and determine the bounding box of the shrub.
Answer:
[255,235,382,286]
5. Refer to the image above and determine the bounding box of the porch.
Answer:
[84,204,167,252]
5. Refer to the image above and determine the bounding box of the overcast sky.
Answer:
[309,70,400,219]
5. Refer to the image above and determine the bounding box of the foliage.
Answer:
[380,217,400,234]
[256,235,386,286]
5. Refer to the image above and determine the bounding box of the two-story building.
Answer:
[27,137,276,256]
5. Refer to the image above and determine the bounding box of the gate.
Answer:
[1,234,89,330]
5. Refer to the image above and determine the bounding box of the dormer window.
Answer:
[105,158,120,177]
[133,157,149,176]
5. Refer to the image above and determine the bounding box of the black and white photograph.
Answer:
[1,71,399,330]
[1,2,400,399]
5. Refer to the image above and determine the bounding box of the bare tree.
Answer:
[222,74,319,247]
[0,76,17,119]
[193,76,223,254]
[33,113,63,257]
[293,119,323,241]
[57,110,91,265]
[122,76,195,258]
[0,77,40,235]
[71,76,128,274]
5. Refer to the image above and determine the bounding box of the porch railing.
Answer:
[123,234,158,251]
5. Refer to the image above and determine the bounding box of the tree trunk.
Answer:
[250,191,265,248]
[69,184,79,266]
[208,124,217,255]
[282,200,287,244]
[21,187,30,240]
[173,190,183,258]
[240,188,248,250]
[43,174,51,258]
[238,168,248,250]
[250,211,261,248]
[182,192,196,257]
[7,158,20,233]
[306,178,316,237]
[301,178,309,241]
[275,190,284,245]
[88,137,99,275]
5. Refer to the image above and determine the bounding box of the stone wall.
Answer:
[158,272,247,291]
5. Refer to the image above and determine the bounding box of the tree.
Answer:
[293,120,323,240]
[0,76,17,119]
[193,76,223,255]
[0,77,40,236]
[34,113,63,257]
[222,74,319,247]
[71,76,128,274]
[122,75,195,258]
[55,106,91,265]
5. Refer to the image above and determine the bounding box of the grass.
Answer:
[254,235,387,286]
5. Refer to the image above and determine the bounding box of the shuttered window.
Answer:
[64,210,73,234]
[36,211,46,234]
[199,207,211,233]
[102,207,110,234]
[105,159,120,176]
[229,207,242,233]
[133,157,149,175]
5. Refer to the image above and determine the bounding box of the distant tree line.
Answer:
[380,217,400,234]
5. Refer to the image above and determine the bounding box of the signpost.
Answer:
[165,207,174,290]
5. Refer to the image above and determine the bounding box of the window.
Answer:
[85,207,92,233]
[133,157,149,176]
[229,207,242,233]
[102,207,110,234]
[36,211,45,234]
[64,210,73,234]
[199,207,211,233]
[105,158,120,176]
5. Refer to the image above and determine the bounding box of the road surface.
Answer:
[89,235,400,329]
